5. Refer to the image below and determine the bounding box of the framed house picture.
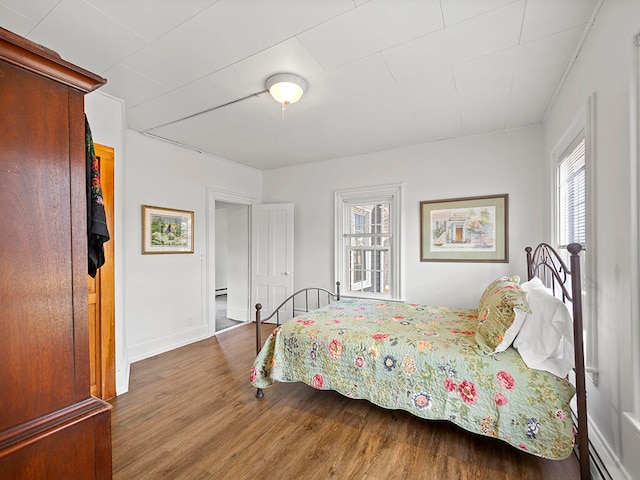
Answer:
[142,205,194,254]
[420,194,508,262]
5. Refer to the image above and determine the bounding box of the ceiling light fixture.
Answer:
[146,73,307,133]
[265,73,307,114]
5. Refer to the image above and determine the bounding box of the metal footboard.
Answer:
[254,282,340,398]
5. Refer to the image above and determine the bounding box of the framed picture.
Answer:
[141,205,194,254]
[420,194,508,263]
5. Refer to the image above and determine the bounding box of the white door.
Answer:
[251,203,294,322]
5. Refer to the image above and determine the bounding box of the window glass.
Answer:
[336,185,401,299]
[558,137,586,248]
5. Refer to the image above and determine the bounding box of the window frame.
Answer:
[334,184,402,300]
[556,136,586,249]
[551,95,598,385]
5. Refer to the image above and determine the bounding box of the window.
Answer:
[554,111,598,385]
[557,137,586,249]
[335,185,402,299]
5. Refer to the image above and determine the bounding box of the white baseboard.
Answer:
[115,362,130,396]
[127,325,210,364]
[588,415,632,480]
[621,413,640,480]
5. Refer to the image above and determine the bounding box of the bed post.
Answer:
[255,303,264,399]
[568,243,589,480]
[255,303,263,354]
[525,246,534,280]
[336,281,340,301]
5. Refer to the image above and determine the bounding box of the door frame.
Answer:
[92,143,115,400]
[206,188,257,335]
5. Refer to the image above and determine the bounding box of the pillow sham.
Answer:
[476,276,531,355]
[513,277,575,378]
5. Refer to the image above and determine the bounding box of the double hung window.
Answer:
[555,129,597,384]
[335,185,401,299]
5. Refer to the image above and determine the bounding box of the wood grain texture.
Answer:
[111,324,580,479]
[97,144,116,400]
[0,26,106,92]
[88,143,116,400]
[0,26,111,477]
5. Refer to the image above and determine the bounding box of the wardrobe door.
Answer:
[0,59,79,429]
[0,26,111,478]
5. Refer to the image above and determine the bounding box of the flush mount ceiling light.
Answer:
[265,73,307,113]
[146,73,308,136]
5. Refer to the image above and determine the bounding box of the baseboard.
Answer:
[127,325,210,364]
[621,413,640,480]
[116,362,130,396]
[588,415,632,480]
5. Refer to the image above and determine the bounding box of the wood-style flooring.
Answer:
[110,323,581,479]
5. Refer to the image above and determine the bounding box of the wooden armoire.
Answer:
[0,27,112,478]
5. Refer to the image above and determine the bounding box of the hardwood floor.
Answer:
[110,323,581,479]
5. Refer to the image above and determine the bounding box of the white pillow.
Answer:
[513,277,575,377]
[493,308,527,354]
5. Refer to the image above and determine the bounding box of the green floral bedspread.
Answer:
[251,298,575,459]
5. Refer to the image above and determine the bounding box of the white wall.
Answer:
[262,126,545,308]
[215,207,229,292]
[214,203,250,321]
[85,92,262,391]
[84,91,129,395]
[124,131,261,362]
[544,1,640,478]
[226,204,250,321]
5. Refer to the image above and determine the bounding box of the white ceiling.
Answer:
[1,0,600,170]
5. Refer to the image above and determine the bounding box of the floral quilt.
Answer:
[251,298,575,459]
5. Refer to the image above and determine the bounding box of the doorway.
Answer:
[207,188,257,335]
[214,201,249,332]
[206,190,295,335]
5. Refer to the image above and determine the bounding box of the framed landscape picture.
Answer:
[420,194,508,262]
[142,205,194,254]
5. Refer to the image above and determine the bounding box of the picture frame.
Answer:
[141,205,194,254]
[420,194,508,263]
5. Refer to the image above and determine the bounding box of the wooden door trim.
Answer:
[94,143,115,400]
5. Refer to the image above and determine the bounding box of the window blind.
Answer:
[558,137,586,248]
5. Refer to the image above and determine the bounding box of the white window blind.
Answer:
[558,137,586,248]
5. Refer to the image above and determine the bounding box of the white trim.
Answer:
[621,413,640,480]
[128,325,209,364]
[585,93,599,386]
[206,188,258,336]
[334,183,403,300]
[629,31,640,427]
[550,95,599,385]
[589,415,632,480]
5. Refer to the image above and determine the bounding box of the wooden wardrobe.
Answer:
[0,27,112,478]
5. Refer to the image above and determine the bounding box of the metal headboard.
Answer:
[526,242,588,480]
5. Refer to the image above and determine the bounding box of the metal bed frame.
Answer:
[254,243,589,479]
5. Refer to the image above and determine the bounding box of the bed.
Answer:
[251,243,589,479]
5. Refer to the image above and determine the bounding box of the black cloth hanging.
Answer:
[86,115,110,277]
